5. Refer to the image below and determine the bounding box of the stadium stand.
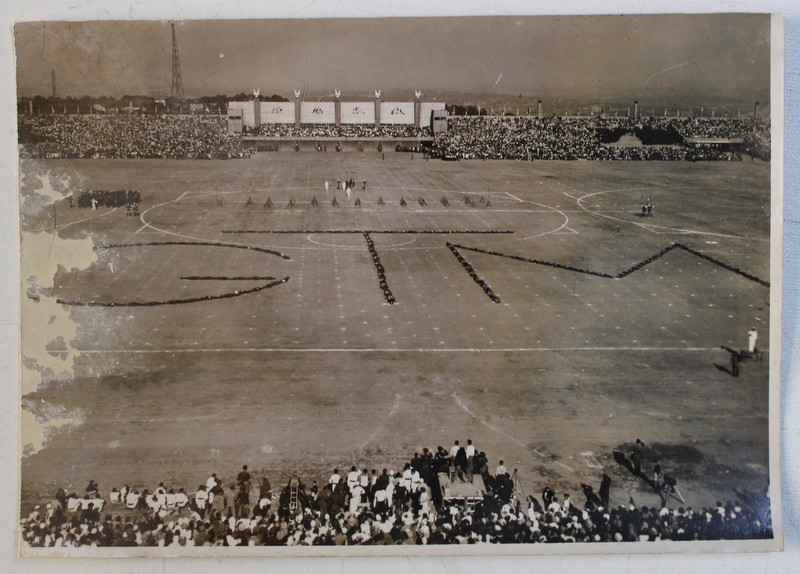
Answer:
[17,113,770,161]
[18,115,248,159]
[431,116,769,161]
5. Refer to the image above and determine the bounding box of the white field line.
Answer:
[452,393,529,450]
[575,188,769,242]
[360,393,403,450]
[76,346,732,353]
[500,191,572,239]
[134,192,290,258]
[305,234,418,249]
[34,206,119,233]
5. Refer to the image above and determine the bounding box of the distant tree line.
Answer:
[17,93,289,115]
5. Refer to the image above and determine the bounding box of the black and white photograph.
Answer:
[5,1,795,568]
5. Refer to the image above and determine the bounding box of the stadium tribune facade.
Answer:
[226,94,446,132]
[227,94,447,151]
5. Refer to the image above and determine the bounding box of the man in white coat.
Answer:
[748,327,758,354]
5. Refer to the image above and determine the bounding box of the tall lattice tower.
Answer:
[170,22,185,98]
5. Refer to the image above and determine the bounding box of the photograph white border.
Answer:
[2,1,797,572]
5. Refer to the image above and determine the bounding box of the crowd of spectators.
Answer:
[16,113,770,161]
[431,115,769,161]
[21,440,772,548]
[76,189,140,209]
[743,119,772,161]
[248,124,432,139]
[671,117,758,139]
[18,115,248,159]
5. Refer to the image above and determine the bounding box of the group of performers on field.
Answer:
[322,177,367,198]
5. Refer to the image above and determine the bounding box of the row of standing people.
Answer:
[322,178,367,196]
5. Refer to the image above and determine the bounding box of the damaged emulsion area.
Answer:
[19,163,98,456]
[19,164,294,457]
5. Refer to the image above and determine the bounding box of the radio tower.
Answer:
[170,22,185,98]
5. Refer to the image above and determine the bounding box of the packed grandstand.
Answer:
[432,115,769,161]
[17,112,770,161]
[247,124,432,139]
[20,443,772,548]
[17,115,248,159]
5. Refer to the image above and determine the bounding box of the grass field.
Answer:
[19,152,773,517]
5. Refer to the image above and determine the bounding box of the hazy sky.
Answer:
[15,14,771,105]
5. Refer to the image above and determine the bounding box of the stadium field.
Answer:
[19,152,772,515]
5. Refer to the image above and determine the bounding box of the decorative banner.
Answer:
[300,101,336,124]
[340,102,376,124]
[226,101,256,127]
[259,101,295,124]
[420,102,447,126]
[380,102,414,125]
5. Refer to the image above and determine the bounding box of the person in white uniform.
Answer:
[748,327,758,354]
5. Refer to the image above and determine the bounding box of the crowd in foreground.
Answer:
[21,440,772,548]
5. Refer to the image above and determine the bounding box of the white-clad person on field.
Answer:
[126,489,140,510]
[496,459,507,477]
[349,483,366,514]
[194,485,209,517]
[748,327,758,354]
[347,466,361,492]
[465,439,476,480]
[329,468,342,488]
[206,473,218,491]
